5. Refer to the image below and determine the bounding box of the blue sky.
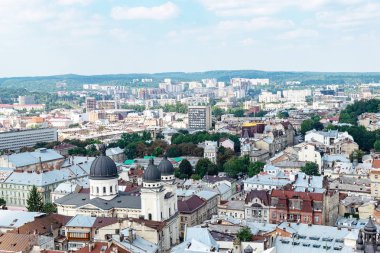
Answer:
[0,0,380,77]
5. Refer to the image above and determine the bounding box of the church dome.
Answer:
[89,145,118,180]
[364,216,377,233]
[158,156,174,175]
[143,159,161,182]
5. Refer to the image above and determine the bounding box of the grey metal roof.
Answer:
[55,192,141,210]
[4,166,88,187]
[4,149,63,167]
[66,215,96,227]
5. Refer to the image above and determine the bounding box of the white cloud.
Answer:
[199,0,327,17]
[278,29,319,39]
[57,0,91,5]
[111,2,179,20]
[316,2,380,29]
[241,38,256,46]
[218,17,294,31]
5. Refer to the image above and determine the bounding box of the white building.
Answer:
[204,141,218,164]
[55,148,179,251]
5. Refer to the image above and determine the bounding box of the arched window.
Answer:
[148,213,152,220]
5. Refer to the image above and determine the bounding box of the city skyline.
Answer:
[1,0,380,77]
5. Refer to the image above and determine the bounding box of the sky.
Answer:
[0,0,380,77]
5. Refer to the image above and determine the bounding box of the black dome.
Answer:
[158,156,174,175]
[364,217,377,233]
[143,159,161,182]
[89,145,118,180]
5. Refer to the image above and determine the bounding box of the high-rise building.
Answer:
[188,106,212,130]
[85,97,96,112]
[18,95,35,105]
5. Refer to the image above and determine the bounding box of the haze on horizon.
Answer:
[1,0,380,77]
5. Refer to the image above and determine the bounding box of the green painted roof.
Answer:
[143,156,156,159]
[172,157,183,163]
[124,159,135,165]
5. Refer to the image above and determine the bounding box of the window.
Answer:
[169,208,171,216]
[103,187,106,194]
[314,216,319,223]
[148,213,152,220]
[110,186,113,193]
[96,187,99,194]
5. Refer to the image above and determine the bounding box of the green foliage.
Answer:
[212,106,225,120]
[248,162,265,177]
[230,108,245,117]
[277,111,289,119]
[237,226,253,242]
[121,104,146,112]
[68,144,99,156]
[375,140,380,152]
[191,174,201,180]
[179,159,193,178]
[0,198,6,207]
[300,115,323,135]
[171,131,240,152]
[27,185,44,212]
[339,99,380,125]
[152,147,163,157]
[328,125,376,152]
[217,147,235,171]
[42,203,57,213]
[195,158,218,178]
[223,156,250,178]
[161,102,188,113]
[350,150,364,163]
[301,162,320,176]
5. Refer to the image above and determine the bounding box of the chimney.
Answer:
[128,228,134,243]
[88,242,94,251]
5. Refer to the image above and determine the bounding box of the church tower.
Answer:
[356,216,380,252]
[89,145,119,200]
[140,159,166,221]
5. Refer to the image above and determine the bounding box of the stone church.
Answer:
[55,146,179,250]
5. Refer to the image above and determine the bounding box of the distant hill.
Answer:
[1,70,380,92]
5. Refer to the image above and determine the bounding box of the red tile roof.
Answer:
[9,213,71,235]
[271,189,324,202]
[178,195,206,214]
[373,159,380,169]
[74,242,130,253]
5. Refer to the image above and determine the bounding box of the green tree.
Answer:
[42,203,57,213]
[124,143,137,159]
[237,226,253,242]
[179,159,193,178]
[350,150,365,163]
[217,147,235,171]
[212,106,225,120]
[27,185,43,212]
[152,147,163,157]
[375,140,380,152]
[247,161,265,177]
[0,198,6,207]
[300,116,323,135]
[301,162,320,176]
[191,174,201,180]
[277,111,289,119]
[223,156,250,178]
[166,146,182,157]
[195,158,218,178]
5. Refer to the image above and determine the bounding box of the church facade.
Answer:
[55,147,179,251]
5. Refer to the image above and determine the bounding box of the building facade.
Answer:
[0,128,57,151]
[188,106,212,130]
